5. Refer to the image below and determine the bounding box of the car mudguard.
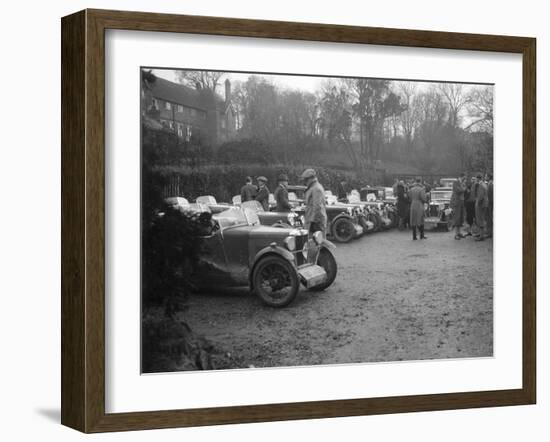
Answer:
[253,244,295,264]
[249,245,296,288]
[320,238,336,250]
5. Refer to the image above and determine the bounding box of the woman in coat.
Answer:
[408,178,427,240]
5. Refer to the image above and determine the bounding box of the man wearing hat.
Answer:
[240,176,257,202]
[255,176,270,211]
[474,173,489,241]
[274,173,292,212]
[301,169,327,236]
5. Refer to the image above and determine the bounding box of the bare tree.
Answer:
[395,82,420,149]
[438,83,470,128]
[175,70,226,93]
[465,86,493,134]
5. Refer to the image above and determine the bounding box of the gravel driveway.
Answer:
[186,229,493,369]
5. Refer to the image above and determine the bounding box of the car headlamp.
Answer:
[347,207,353,215]
[287,213,296,226]
[284,236,296,251]
[313,231,324,245]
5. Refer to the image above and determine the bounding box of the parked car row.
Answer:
[160,185,403,307]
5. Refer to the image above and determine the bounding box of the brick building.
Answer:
[142,75,237,148]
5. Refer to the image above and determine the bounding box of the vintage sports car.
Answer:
[241,200,304,228]
[425,187,453,230]
[194,206,337,307]
[325,191,374,235]
[287,185,364,242]
[323,198,364,242]
[196,195,233,214]
[356,188,397,229]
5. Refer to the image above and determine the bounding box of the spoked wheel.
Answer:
[367,213,381,232]
[359,215,372,233]
[309,248,338,292]
[331,217,355,243]
[252,256,299,307]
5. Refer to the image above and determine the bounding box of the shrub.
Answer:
[141,206,218,372]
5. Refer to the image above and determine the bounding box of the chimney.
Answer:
[225,78,231,103]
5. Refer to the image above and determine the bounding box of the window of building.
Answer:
[177,123,183,138]
[221,118,226,129]
[165,101,171,110]
[177,104,184,113]
[186,125,192,142]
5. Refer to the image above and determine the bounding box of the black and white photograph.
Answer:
[140,67,494,373]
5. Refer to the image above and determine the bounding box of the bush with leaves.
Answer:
[141,206,218,372]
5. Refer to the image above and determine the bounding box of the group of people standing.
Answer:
[451,173,493,241]
[393,174,494,242]
[240,169,327,237]
[240,174,292,212]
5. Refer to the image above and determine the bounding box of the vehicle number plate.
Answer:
[298,265,327,289]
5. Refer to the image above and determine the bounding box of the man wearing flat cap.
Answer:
[274,173,292,212]
[255,176,270,211]
[301,168,327,237]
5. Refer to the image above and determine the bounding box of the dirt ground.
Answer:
[186,228,493,369]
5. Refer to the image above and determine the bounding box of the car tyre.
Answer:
[331,217,355,243]
[309,248,337,292]
[252,255,300,307]
[367,212,381,232]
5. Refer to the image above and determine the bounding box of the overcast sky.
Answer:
[151,68,490,98]
[152,68,325,93]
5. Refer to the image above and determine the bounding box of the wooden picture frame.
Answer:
[61,8,536,433]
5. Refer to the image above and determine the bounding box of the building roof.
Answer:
[151,77,228,112]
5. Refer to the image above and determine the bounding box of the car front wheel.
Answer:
[331,217,355,243]
[309,248,337,292]
[252,256,300,307]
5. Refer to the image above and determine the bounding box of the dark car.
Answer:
[425,187,453,230]
[325,191,374,236]
[288,186,364,242]
[193,207,337,307]
[323,200,364,242]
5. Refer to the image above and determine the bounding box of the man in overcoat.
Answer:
[255,176,270,211]
[301,169,327,237]
[408,177,427,240]
[274,174,291,212]
[474,174,489,241]
[486,174,494,238]
[451,173,466,239]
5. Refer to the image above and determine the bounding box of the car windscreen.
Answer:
[431,191,452,200]
[241,200,264,212]
[213,207,248,229]
[196,195,217,205]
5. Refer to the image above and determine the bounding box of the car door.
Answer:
[194,229,231,288]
